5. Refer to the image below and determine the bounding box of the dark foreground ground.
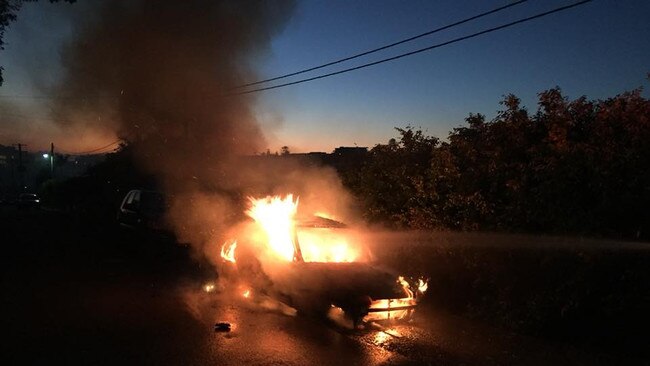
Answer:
[1,206,649,365]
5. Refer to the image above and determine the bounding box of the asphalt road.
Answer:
[0,206,645,365]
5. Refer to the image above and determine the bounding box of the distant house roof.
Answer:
[332,146,368,155]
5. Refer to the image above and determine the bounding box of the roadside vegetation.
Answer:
[343,87,650,240]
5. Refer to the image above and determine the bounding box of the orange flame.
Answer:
[298,229,359,263]
[245,195,358,263]
[397,276,429,298]
[221,240,237,263]
[398,276,414,298]
[246,195,298,262]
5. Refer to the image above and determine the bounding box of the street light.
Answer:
[43,152,53,176]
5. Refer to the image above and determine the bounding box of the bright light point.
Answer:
[42,154,49,159]
[418,278,428,294]
[203,283,215,293]
[220,240,237,263]
[242,289,251,298]
[373,331,391,345]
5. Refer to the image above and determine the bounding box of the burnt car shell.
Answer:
[241,215,419,325]
[272,261,415,324]
[117,189,167,231]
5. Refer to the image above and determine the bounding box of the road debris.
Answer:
[214,322,231,332]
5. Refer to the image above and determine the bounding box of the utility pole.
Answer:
[16,143,26,192]
[50,142,54,177]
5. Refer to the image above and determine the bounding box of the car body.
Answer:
[117,189,167,231]
[226,216,420,326]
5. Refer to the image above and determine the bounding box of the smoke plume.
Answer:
[48,0,355,261]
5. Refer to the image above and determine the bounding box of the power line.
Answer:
[0,1,594,100]
[0,112,122,154]
[59,139,122,155]
[0,1,529,99]
[234,0,529,89]
[233,0,595,95]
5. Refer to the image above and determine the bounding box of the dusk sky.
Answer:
[1,0,649,153]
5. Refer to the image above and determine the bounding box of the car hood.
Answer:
[267,262,408,301]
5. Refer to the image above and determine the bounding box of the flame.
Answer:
[365,297,417,322]
[221,240,237,263]
[373,331,391,344]
[397,276,414,298]
[203,283,216,293]
[298,229,359,263]
[246,195,298,262]
[417,278,428,294]
[373,329,401,344]
[245,195,358,263]
[242,289,251,298]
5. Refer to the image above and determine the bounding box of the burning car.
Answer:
[218,195,427,327]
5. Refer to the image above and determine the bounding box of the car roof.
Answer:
[297,215,347,228]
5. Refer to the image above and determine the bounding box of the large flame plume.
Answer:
[246,195,299,262]
[221,194,360,264]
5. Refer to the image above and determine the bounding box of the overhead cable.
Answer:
[233,0,595,95]
[234,0,529,89]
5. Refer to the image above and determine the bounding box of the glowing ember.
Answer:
[242,289,251,298]
[220,240,237,263]
[203,283,216,293]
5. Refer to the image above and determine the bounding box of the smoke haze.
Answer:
[40,0,359,262]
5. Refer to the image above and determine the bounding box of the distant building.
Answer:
[246,146,368,173]
[332,146,368,156]
[326,146,368,170]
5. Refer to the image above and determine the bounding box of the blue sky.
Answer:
[2,0,649,152]
[255,0,650,151]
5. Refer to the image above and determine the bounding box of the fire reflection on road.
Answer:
[184,287,400,365]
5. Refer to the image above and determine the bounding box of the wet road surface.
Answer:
[2,273,601,365]
[0,207,644,365]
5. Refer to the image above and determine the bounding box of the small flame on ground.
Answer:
[242,289,251,298]
[221,240,237,263]
[417,278,428,294]
[203,283,216,293]
[373,329,401,345]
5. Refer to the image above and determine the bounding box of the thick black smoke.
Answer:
[49,0,301,249]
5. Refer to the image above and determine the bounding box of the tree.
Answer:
[341,87,650,239]
[346,126,441,228]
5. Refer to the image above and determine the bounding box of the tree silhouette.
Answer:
[343,87,650,239]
